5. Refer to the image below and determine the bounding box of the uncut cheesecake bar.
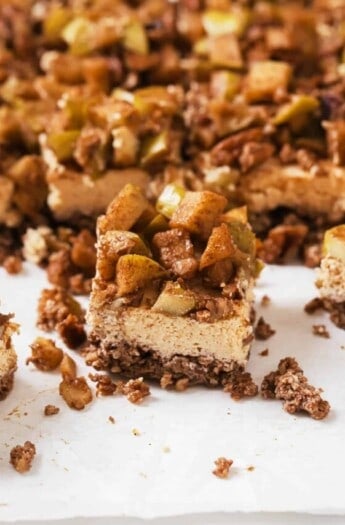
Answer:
[87,183,259,387]
[316,225,345,328]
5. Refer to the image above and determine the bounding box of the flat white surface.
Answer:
[0,263,344,523]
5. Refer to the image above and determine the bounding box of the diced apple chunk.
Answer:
[200,223,236,270]
[170,191,227,240]
[116,254,166,295]
[322,225,345,262]
[97,231,150,281]
[156,184,186,219]
[98,184,148,235]
[152,281,195,316]
[220,205,248,224]
[245,61,292,102]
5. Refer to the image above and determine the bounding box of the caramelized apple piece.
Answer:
[322,225,345,262]
[220,206,248,224]
[200,223,236,270]
[170,191,227,240]
[116,254,165,295]
[156,184,186,219]
[152,282,195,316]
[98,184,148,235]
[245,61,292,102]
[97,231,150,280]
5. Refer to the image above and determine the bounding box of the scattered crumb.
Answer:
[162,446,171,453]
[312,324,330,338]
[212,457,233,479]
[304,297,324,314]
[341,345,345,350]
[59,377,93,410]
[3,255,22,275]
[108,416,115,424]
[10,441,36,473]
[26,337,63,371]
[224,372,258,400]
[44,404,59,416]
[247,466,255,472]
[261,295,271,307]
[261,357,330,420]
[37,287,85,332]
[132,428,141,436]
[122,377,150,404]
[255,316,276,340]
[89,373,119,396]
[259,348,269,357]
[60,353,77,380]
[57,314,86,349]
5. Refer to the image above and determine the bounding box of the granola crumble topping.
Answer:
[212,457,233,479]
[10,441,36,473]
[261,357,330,420]
[122,377,151,404]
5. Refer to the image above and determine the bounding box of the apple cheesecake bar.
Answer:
[315,225,345,328]
[87,184,260,387]
[0,313,18,400]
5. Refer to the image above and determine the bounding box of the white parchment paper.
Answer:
[0,263,344,522]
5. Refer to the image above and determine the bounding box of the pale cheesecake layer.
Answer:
[239,160,345,222]
[88,291,253,367]
[47,168,150,221]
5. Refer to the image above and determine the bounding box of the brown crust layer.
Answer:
[0,367,16,400]
[85,334,244,387]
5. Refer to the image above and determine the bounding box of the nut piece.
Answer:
[44,404,60,416]
[59,377,93,410]
[122,377,150,404]
[10,441,36,473]
[212,457,233,479]
[26,338,63,371]
[89,373,118,396]
[60,353,77,381]
[37,287,85,332]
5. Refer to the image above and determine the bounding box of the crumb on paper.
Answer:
[259,348,269,357]
[162,446,171,453]
[59,377,93,410]
[223,372,258,400]
[26,337,63,371]
[312,324,330,338]
[175,377,189,392]
[122,377,150,404]
[261,295,271,307]
[108,416,115,424]
[60,353,77,381]
[304,297,324,314]
[10,441,36,473]
[261,357,330,420]
[57,313,86,349]
[254,316,276,340]
[3,255,22,275]
[37,287,85,332]
[89,373,119,396]
[212,457,233,479]
[132,428,141,436]
[247,465,255,472]
[44,404,59,416]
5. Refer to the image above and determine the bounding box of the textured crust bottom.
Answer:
[0,367,16,400]
[85,335,245,387]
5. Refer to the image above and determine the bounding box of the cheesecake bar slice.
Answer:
[0,313,19,400]
[315,225,345,328]
[87,183,259,387]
